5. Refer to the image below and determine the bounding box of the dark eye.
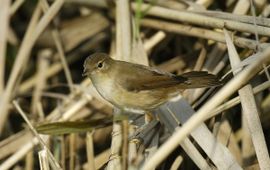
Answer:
[97,62,103,68]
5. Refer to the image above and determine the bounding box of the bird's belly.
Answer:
[92,77,171,113]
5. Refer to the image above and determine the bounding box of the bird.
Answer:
[83,53,222,114]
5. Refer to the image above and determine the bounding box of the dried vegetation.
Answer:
[0,0,270,169]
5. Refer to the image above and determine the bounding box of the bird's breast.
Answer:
[91,74,116,102]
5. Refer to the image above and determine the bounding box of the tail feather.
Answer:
[180,71,223,88]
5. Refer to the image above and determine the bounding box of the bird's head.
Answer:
[82,53,112,77]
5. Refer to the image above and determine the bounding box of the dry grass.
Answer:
[0,0,270,169]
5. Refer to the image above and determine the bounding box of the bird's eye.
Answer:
[97,62,103,68]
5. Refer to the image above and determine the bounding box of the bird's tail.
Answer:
[180,71,223,88]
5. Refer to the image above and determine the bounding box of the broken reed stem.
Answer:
[0,0,10,94]
[144,31,166,53]
[194,47,206,71]
[142,45,270,170]
[0,0,64,134]
[170,155,183,170]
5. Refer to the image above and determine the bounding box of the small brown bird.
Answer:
[83,53,222,114]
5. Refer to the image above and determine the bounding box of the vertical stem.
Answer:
[0,0,10,94]
[108,0,132,169]
[86,132,96,170]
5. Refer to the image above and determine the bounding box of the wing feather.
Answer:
[114,61,188,92]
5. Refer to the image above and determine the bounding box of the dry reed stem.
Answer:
[122,120,129,170]
[0,0,10,94]
[0,137,39,170]
[60,136,66,170]
[135,3,270,36]
[224,29,270,169]
[10,0,24,16]
[4,0,270,169]
[19,33,106,93]
[170,155,183,170]
[189,0,252,107]
[0,130,32,159]
[107,0,132,169]
[128,126,137,163]
[86,132,96,170]
[144,1,243,168]
[141,18,267,50]
[261,4,270,17]
[0,0,64,133]
[194,47,207,71]
[13,101,62,170]
[150,5,243,163]
[83,149,111,169]
[52,29,75,92]
[180,138,211,169]
[142,44,270,170]
[40,0,74,93]
[38,149,50,170]
[158,101,241,169]
[208,80,270,119]
[26,150,34,170]
[116,0,131,60]
[31,50,51,117]
[216,121,242,164]
[0,2,42,133]
[144,31,166,53]
[1,38,105,170]
[192,10,270,27]
[7,27,18,45]
[233,0,250,14]
[69,133,76,170]
[107,122,122,170]
[68,1,270,36]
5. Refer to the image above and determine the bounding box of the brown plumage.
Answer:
[83,53,222,113]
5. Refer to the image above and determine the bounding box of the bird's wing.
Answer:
[115,63,188,92]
